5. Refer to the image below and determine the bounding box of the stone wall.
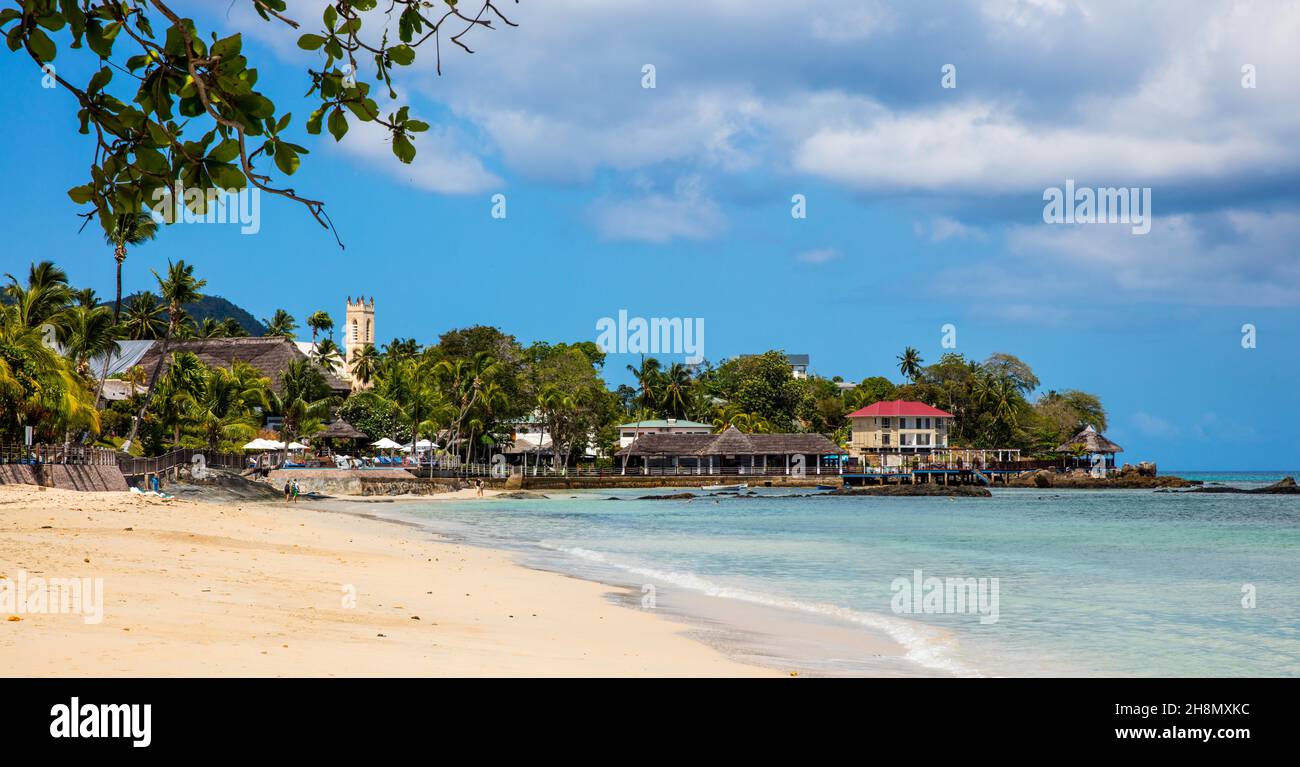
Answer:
[0,464,129,492]
[266,468,466,496]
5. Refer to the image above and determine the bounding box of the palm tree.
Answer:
[311,338,345,374]
[153,351,207,446]
[306,311,334,343]
[104,212,158,323]
[0,303,99,442]
[273,359,335,441]
[195,317,226,338]
[220,318,249,337]
[897,346,924,382]
[625,357,663,414]
[349,343,379,389]
[658,363,692,419]
[121,292,167,340]
[189,366,263,451]
[262,309,297,339]
[3,260,73,333]
[63,303,121,416]
[123,260,206,451]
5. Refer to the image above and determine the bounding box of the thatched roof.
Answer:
[1055,425,1123,454]
[617,426,840,457]
[134,337,350,395]
[316,419,368,440]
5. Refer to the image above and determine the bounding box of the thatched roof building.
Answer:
[1055,425,1123,454]
[132,337,350,395]
[315,419,369,441]
[617,426,840,458]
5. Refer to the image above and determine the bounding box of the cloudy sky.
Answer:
[2,0,1297,468]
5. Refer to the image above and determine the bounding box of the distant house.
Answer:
[739,353,809,379]
[847,400,955,455]
[96,337,350,397]
[1056,425,1123,476]
[616,426,841,475]
[617,418,713,448]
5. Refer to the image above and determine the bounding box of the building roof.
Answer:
[1055,425,1123,454]
[316,419,369,440]
[133,337,350,395]
[786,353,810,366]
[90,339,156,379]
[847,400,954,418]
[616,419,713,429]
[617,426,840,457]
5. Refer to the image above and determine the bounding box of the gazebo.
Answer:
[315,419,370,455]
[1056,425,1123,476]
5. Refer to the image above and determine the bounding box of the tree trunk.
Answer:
[123,329,172,451]
[113,244,126,322]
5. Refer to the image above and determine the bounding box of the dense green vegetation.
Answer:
[2,259,1108,461]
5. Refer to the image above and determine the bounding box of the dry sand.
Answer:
[0,484,770,677]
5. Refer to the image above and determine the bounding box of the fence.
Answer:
[0,442,120,466]
[116,448,246,477]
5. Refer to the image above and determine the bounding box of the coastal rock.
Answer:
[1184,476,1300,495]
[1010,471,1197,489]
[495,491,550,500]
[638,493,697,500]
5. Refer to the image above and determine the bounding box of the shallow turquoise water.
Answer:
[384,475,1300,677]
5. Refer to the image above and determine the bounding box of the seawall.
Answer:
[0,464,129,492]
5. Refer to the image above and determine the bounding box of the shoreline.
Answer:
[0,485,776,677]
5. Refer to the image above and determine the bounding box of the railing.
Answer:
[117,448,246,477]
[0,442,119,466]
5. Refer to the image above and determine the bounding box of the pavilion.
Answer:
[615,426,842,476]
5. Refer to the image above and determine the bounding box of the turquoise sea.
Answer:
[371,472,1300,677]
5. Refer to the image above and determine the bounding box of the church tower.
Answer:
[344,296,375,373]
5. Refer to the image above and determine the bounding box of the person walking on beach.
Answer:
[291,479,301,503]
[283,480,292,503]
[150,474,161,494]
[475,478,484,497]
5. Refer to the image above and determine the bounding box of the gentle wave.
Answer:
[540,542,984,677]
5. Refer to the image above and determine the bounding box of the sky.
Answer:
[1,0,1297,470]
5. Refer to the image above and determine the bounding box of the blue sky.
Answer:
[2,0,1297,469]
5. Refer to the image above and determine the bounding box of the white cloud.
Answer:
[589,177,725,243]
[330,119,501,195]
[796,248,841,264]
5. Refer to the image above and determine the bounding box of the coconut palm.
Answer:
[189,366,263,451]
[349,343,379,388]
[306,311,334,342]
[3,261,73,334]
[121,292,167,340]
[63,303,121,413]
[273,358,335,441]
[124,260,206,451]
[625,357,663,414]
[262,309,297,339]
[311,337,345,374]
[220,318,249,337]
[658,362,692,419]
[104,212,158,323]
[897,346,924,382]
[0,303,99,442]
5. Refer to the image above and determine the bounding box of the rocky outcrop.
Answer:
[1183,476,1300,495]
[1007,469,1197,489]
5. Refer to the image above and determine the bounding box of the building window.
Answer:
[883,434,891,446]
[881,417,891,428]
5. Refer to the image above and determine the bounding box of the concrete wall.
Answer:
[266,469,467,496]
[0,464,129,492]
[519,475,833,490]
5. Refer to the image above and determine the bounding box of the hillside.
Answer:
[117,293,267,336]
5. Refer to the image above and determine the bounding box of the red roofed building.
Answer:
[847,400,955,456]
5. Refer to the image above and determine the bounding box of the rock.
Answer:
[829,485,991,498]
[1186,476,1300,494]
[638,493,697,500]
[1033,471,1053,488]
[495,490,550,500]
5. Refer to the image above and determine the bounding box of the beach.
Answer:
[0,484,773,677]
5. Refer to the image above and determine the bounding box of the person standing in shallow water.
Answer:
[475,478,484,497]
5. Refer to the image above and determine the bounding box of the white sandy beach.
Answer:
[0,484,774,677]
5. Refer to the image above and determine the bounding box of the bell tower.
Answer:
[344,295,375,370]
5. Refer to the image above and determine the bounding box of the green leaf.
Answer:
[327,108,348,141]
[305,107,324,135]
[405,120,429,133]
[67,183,95,204]
[387,45,414,66]
[211,33,242,59]
[208,139,241,164]
[87,66,112,93]
[297,34,325,51]
[343,98,379,122]
[392,133,415,164]
[207,163,247,191]
[28,28,56,62]
[273,143,300,175]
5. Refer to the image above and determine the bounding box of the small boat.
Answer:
[702,483,748,492]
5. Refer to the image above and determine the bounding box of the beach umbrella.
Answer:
[371,438,403,450]
[287,442,309,451]
[265,440,287,450]
[242,438,272,451]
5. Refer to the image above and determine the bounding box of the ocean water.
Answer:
[372,473,1300,677]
